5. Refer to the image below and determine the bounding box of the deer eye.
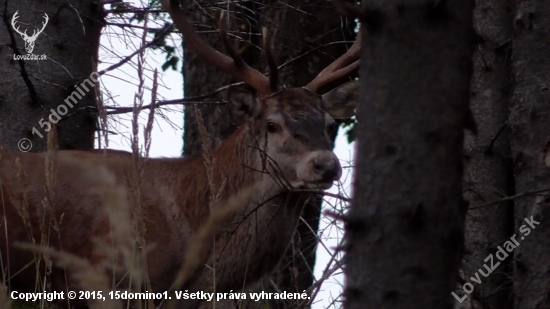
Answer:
[267,122,279,133]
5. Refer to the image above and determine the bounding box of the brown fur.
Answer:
[2,2,361,303]
[0,85,358,308]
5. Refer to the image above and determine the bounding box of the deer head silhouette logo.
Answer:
[11,11,49,54]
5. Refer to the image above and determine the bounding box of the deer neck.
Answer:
[176,127,293,229]
[184,128,307,292]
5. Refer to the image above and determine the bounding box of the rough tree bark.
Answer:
[457,1,514,308]
[0,0,103,151]
[181,1,355,309]
[509,1,550,308]
[345,1,474,309]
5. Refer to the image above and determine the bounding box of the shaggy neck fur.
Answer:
[173,126,307,293]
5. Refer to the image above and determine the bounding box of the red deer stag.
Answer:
[0,0,360,308]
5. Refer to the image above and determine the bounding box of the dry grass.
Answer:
[0,1,355,308]
[0,103,353,309]
[1,122,341,309]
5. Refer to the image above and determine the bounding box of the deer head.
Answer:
[11,11,49,54]
[161,0,360,190]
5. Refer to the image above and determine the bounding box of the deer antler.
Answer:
[11,11,27,38]
[160,0,274,96]
[262,28,278,93]
[305,34,361,93]
[11,11,49,39]
[29,13,49,39]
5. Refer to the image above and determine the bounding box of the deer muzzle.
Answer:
[296,150,342,189]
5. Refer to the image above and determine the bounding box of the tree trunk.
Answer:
[457,1,514,308]
[509,1,550,308]
[0,0,103,151]
[181,1,355,308]
[345,2,474,309]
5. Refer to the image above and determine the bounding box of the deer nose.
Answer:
[313,157,341,183]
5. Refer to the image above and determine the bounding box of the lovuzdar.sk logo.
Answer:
[11,10,48,60]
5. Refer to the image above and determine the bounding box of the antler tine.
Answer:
[161,0,273,96]
[219,17,277,92]
[219,12,245,69]
[37,14,49,33]
[11,11,25,36]
[262,28,278,93]
[305,34,361,93]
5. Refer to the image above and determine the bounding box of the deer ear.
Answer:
[227,85,264,126]
[321,80,359,119]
